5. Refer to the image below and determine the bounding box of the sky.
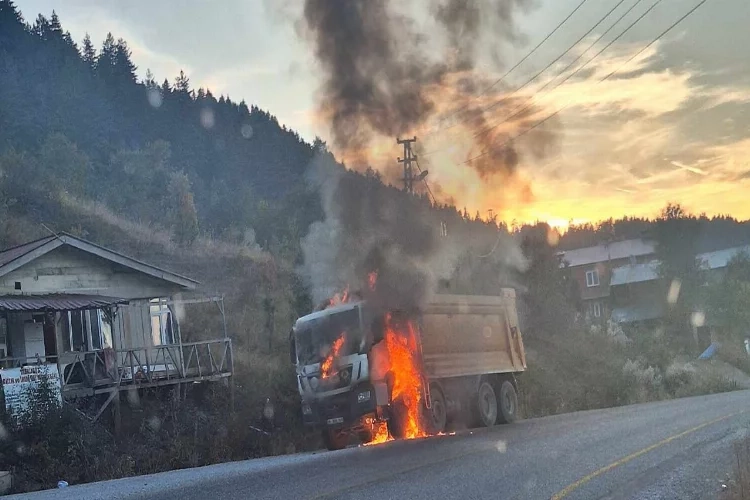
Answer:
[14,0,750,228]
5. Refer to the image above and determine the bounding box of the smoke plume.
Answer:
[300,152,526,313]
[301,0,556,180]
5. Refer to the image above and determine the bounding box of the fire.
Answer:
[328,286,350,308]
[320,335,345,379]
[365,421,391,446]
[367,271,378,291]
[383,313,428,439]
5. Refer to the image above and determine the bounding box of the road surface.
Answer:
[12,390,750,499]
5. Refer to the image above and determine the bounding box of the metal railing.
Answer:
[0,338,233,392]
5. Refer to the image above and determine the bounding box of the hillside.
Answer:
[3,2,750,493]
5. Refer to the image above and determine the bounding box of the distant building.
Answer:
[559,239,656,321]
[561,237,750,334]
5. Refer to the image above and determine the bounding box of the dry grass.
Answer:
[723,433,750,499]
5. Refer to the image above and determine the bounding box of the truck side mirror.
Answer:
[288,330,296,364]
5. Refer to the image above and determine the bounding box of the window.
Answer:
[585,269,600,287]
[150,299,174,345]
[62,309,112,352]
[591,301,602,318]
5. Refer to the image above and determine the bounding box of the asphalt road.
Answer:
[13,390,750,500]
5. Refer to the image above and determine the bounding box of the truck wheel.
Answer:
[496,380,518,424]
[427,385,447,434]
[387,402,406,439]
[322,429,348,451]
[476,381,498,427]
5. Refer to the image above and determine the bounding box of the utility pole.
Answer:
[397,136,418,194]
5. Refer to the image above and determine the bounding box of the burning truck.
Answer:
[289,287,527,450]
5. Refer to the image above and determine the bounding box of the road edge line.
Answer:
[550,411,744,500]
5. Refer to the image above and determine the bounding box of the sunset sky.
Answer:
[15,0,750,228]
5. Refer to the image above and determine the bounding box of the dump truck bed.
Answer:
[420,290,526,380]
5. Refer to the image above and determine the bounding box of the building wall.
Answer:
[0,246,185,361]
[0,246,181,300]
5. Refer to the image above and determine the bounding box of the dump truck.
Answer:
[289,290,527,450]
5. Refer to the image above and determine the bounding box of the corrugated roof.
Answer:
[0,294,128,311]
[697,245,750,270]
[0,233,197,289]
[610,261,660,286]
[561,239,655,268]
[0,236,55,268]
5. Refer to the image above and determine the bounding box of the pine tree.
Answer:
[96,32,116,81]
[113,38,137,83]
[81,33,96,68]
[174,70,190,94]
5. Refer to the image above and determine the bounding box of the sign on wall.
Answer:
[0,364,62,414]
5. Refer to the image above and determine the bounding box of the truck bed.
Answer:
[420,291,526,379]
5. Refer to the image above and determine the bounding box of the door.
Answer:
[24,320,46,363]
[43,314,57,357]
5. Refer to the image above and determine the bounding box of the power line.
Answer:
[474,0,646,140]
[462,0,708,166]
[435,0,590,131]
[414,158,437,206]
[423,0,630,155]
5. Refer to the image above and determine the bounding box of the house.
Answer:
[559,239,656,320]
[609,260,663,324]
[609,244,750,327]
[0,233,233,420]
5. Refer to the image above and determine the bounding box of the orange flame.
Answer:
[384,314,427,439]
[328,286,351,308]
[365,421,391,446]
[367,271,378,291]
[320,335,345,379]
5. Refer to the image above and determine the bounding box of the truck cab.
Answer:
[289,301,390,449]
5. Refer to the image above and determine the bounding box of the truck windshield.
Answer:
[294,307,362,366]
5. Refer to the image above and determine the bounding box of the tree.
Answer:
[113,38,137,83]
[96,32,117,81]
[653,203,704,350]
[167,171,199,246]
[174,70,190,94]
[38,133,90,195]
[81,33,96,68]
[705,252,750,343]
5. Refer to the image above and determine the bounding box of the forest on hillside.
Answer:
[2,2,750,493]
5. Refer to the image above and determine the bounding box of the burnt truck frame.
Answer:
[289,290,527,450]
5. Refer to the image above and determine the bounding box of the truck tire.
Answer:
[427,385,447,434]
[322,429,348,451]
[475,381,498,427]
[496,379,518,424]
[387,402,407,439]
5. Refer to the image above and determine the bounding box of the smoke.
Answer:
[300,151,527,313]
[300,0,556,180]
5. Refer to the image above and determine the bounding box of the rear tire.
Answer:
[475,381,498,427]
[496,380,518,424]
[426,385,447,434]
[322,429,348,451]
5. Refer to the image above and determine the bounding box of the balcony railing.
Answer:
[0,338,233,393]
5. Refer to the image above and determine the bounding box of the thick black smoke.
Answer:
[300,154,526,313]
[301,0,551,179]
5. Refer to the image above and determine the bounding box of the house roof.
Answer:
[610,261,660,286]
[697,245,750,270]
[0,294,128,311]
[560,239,656,268]
[0,233,197,289]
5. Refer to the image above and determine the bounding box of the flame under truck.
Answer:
[289,290,527,450]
